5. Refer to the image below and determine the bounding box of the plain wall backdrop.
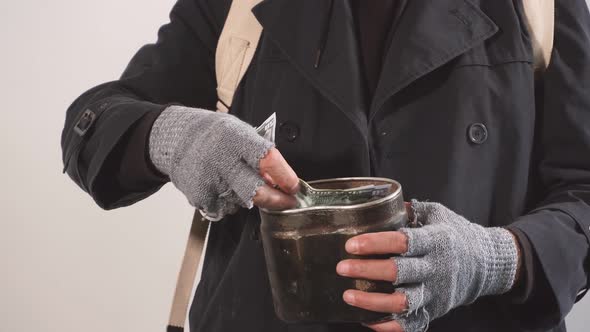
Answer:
[0,1,589,331]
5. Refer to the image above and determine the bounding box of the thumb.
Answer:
[259,148,300,195]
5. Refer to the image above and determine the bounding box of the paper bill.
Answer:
[256,112,277,143]
[295,180,391,208]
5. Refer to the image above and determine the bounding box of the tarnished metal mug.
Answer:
[259,177,408,323]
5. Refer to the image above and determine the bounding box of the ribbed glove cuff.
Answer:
[480,227,519,296]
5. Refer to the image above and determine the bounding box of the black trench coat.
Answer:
[61,0,590,331]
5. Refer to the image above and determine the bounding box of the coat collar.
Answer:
[253,0,498,125]
[253,0,368,131]
[370,0,498,120]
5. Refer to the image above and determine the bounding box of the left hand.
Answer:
[336,201,520,332]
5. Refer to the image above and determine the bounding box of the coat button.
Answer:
[467,123,488,144]
[279,122,300,142]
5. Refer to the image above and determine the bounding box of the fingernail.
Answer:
[343,291,356,304]
[336,262,350,276]
[346,239,359,254]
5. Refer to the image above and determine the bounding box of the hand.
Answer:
[149,106,299,219]
[336,201,520,332]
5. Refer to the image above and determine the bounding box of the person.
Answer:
[61,0,590,331]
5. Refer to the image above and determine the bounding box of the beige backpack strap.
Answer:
[167,1,264,331]
[216,0,264,113]
[523,0,556,72]
[167,212,209,332]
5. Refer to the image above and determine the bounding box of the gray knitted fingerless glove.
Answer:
[394,201,519,332]
[149,106,274,219]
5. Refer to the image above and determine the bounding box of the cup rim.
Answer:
[260,177,403,215]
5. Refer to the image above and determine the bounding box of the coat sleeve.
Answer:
[60,0,230,209]
[508,0,590,328]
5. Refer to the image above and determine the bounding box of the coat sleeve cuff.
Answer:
[117,107,169,189]
[508,207,589,324]
[84,100,171,209]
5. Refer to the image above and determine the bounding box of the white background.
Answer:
[0,1,589,331]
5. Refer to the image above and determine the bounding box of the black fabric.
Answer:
[350,0,407,103]
[91,110,167,209]
[111,107,167,193]
[61,0,590,331]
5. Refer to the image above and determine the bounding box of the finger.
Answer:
[342,290,408,314]
[259,148,300,195]
[364,320,404,332]
[253,184,298,210]
[399,228,434,257]
[345,231,409,255]
[336,259,397,282]
[394,257,433,285]
[396,284,431,312]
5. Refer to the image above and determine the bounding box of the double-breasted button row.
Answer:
[277,121,488,145]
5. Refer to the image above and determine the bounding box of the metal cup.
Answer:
[259,177,407,323]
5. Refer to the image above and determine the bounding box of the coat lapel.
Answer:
[253,0,368,131]
[253,0,499,127]
[369,0,498,120]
